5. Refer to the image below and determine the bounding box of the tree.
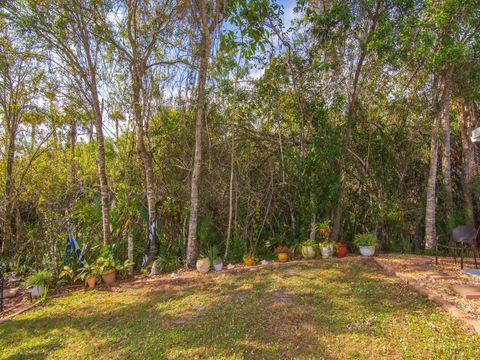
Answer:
[423,0,480,248]
[95,0,185,264]
[0,25,43,254]
[186,0,224,267]
[7,0,113,244]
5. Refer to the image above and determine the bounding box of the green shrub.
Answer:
[319,240,338,250]
[58,266,78,284]
[353,233,379,248]
[207,245,220,264]
[116,260,134,279]
[76,263,101,282]
[25,270,54,287]
[153,255,181,273]
[301,239,317,247]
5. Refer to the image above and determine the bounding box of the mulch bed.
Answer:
[374,254,480,334]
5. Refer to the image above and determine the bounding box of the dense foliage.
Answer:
[0,0,479,275]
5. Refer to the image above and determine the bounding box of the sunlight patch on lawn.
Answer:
[1,261,480,359]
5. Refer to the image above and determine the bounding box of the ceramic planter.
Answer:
[320,246,331,259]
[102,270,116,286]
[277,253,289,263]
[243,256,255,266]
[359,246,375,257]
[213,261,223,272]
[27,285,45,298]
[86,276,96,289]
[336,243,348,258]
[301,246,316,259]
[196,258,211,274]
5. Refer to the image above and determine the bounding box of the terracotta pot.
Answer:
[277,253,289,263]
[196,258,211,274]
[243,256,255,266]
[336,243,348,258]
[86,276,96,289]
[102,270,116,286]
[301,246,316,259]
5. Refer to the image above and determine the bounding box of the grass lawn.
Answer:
[1,260,479,359]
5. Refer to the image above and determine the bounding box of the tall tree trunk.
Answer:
[330,1,381,241]
[79,8,111,245]
[70,120,77,160]
[91,92,111,245]
[31,123,36,150]
[128,231,134,275]
[132,65,157,263]
[424,76,444,249]
[441,71,453,227]
[330,50,366,241]
[3,125,17,254]
[459,98,477,225]
[224,127,235,260]
[310,213,316,241]
[186,1,212,267]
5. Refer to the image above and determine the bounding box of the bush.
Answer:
[58,266,78,284]
[207,245,220,264]
[353,233,379,248]
[153,255,181,273]
[25,270,54,287]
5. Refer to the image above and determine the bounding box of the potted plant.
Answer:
[58,265,78,285]
[243,251,255,266]
[116,259,135,279]
[196,257,211,274]
[316,219,332,240]
[25,270,53,298]
[274,245,290,263]
[354,233,379,257]
[96,256,117,286]
[319,240,336,259]
[213,257,223,271]
[77,263,100,289]
[300,240,316,259]
[207,245,223,272]
[335,242,348,258]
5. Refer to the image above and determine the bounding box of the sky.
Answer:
[279,0,298,28]
[83,0,302,141]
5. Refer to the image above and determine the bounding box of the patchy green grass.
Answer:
[1,260,479,359]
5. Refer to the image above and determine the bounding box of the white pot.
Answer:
[301,246,316,259]
[213,261,223,272]
[359,246,376,257]
[196,258,211,274]
[28,285,45,298]
[321,246,331,259]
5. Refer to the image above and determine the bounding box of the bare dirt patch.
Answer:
[271,289,295,305]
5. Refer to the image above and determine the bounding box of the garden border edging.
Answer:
[373,257,480,335]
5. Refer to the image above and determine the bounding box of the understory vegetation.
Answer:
[0,0,479,276]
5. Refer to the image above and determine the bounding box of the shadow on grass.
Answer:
[1,260,478,359]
